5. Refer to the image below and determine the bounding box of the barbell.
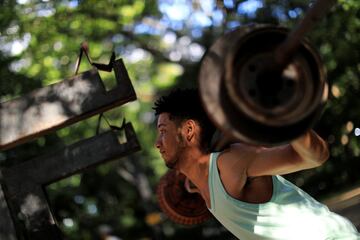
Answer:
[199,24,328,145]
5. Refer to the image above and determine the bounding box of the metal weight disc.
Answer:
[224,27,325,126]
[156,170,212,225]
[199,24,328,145]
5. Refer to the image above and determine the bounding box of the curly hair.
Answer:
[153,88,216,153]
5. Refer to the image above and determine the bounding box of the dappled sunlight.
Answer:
[21,193,45,216]
[0,70,101,148]
[238,0,264,16]
[355,128,360,137]
[331,84,341,98]
[0,32,31,56]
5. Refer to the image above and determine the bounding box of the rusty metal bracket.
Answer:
[0,122,141,240]
[0,184,17,240]
[0,58,136,150]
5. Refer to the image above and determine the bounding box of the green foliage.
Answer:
[1,0,360,239]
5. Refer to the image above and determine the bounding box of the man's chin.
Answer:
[165,160,177,169]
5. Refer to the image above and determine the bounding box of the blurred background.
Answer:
[0,0,359,239]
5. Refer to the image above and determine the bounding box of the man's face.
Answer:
[155,113,185,169]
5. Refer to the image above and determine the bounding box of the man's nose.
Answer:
[155,136,161,149]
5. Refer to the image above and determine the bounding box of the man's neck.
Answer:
[177,148,211,190]
[175,148,212,208]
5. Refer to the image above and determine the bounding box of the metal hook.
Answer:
[74,41,116,74]
[95,113,126,135]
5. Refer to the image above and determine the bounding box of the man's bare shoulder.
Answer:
[220,142,268,157]
[217,143,272,174]
[217,143,252,172]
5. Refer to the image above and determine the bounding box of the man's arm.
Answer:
[239,130,329,177]
[290,130,329,168]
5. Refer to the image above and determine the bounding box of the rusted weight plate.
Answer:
[199,24,328,145]
[156,170,212,225]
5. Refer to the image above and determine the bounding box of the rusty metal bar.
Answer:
[0,59,136,150]
[275,0,336,66]
[0,184,18,240]
[1,123,141,240]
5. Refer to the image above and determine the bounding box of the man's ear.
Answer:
[184,120,197,142]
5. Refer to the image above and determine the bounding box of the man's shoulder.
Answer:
[217,143,270,177]
[218,143,261,161]
[217,145,249,174]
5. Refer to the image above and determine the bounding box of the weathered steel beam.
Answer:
[276,0,336,67]
[0,185,18,240]
[1,123,141,240]
[0,59,136,150]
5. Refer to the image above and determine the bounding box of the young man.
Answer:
[154,88,360,239]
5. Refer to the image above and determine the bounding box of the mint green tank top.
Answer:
[208,152,360,240]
